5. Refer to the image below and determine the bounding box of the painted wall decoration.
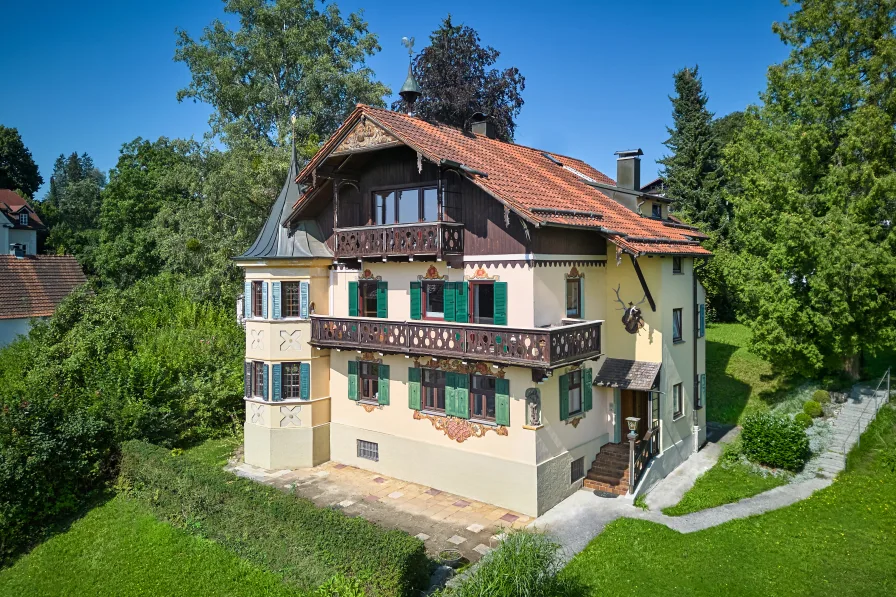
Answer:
[279,329,302,351]
[613,284,647,335]
[525,387,542,426]
[415,357,506,379]
[279,405,302,427]
[250,329,264,349]
[250,403,265,425]
[333,118,400,154]
[466,266,500,281]
[413,410,508,442]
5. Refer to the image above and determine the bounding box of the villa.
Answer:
[233,99,709,517]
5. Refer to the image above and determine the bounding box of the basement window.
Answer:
[357,439,379,462]
[571,457,585,483]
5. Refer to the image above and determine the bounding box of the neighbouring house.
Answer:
[234,102,709,517]
[1,188,44,256]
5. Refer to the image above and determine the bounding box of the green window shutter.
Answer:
[698,304,705,338]
[272,281,281,319]
[408,367,422,410]
[495,377,510,426]
[455,374,470,419]
[262,363,269,400]
[455,281,468,323]
[445,372,457,416]
[559,373,569,420]
[244,361,251,397]
[377,281,388,318]
[410,281,422,320]
[347,360,359,400]
[443,282,456,323]
[300,362,310,400]
[348,281,359,317]
[262,283,269,319]
[244,281,252,318]
[300,282,309,318]
[700,372,706,408]
[272,363,282,401]
[378,364,390,405]
[583,368,593,411]
[494,282,508,325]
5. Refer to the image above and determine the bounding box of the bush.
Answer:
[794,413,814,429]
[803,400,823,418]
[741,413,811,471]
[119,441,429,596]
[812,390,831,404]
[439,530,580,597]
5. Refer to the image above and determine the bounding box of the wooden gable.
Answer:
[331,117,403,156]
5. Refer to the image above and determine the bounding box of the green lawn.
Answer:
[562,404,896,596]
[661,461,788,516]
[0,495,299,597]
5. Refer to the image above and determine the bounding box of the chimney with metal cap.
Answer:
[470,111,496,139]
[615,149,643,190]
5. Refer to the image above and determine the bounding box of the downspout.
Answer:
[693,257,706,433]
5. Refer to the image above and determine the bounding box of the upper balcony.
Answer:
[309,315,602,370]
[334,222,464,261]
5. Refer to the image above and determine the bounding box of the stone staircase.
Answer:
[583,442,630,495]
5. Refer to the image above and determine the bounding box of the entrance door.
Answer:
[620,390,649,439]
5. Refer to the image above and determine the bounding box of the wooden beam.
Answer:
[629,254,656,312]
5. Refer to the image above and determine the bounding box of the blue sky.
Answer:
[1,0,792,197]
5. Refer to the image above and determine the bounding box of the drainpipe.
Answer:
[693,258,706,446]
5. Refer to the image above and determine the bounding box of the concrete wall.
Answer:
[0,317,35,347]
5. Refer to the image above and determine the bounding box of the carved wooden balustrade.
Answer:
[310,316,601,368]
[334,222,464,260]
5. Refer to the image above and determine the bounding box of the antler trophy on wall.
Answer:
[613,284,648,335]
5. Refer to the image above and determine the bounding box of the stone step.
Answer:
[586,472,629,487]
[583,479,629,495]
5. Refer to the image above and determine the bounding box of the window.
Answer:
[358,281,378,317]
[373,186,438,224]
[282,282,301,317]
[566,278,582,318]
[651,203,662,218]
[567,369,582,415]
[570,456,585,483]
[357,439,379,461]
[422,281,444,319]
[471,282,495,324]
[673,383,683,419]
[252,281,263,317]
[282,363,301,399]
[18,213,28,226]
[672,308,683,343]
[672,256,683,274]
[252,361,265,397]
[359,361,379,403]
[470,375,497,421]
[422,368,446,411]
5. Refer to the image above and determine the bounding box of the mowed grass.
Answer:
[0,494,299,597]
[661,461,788,516]
[562,404,896,596]
[705,323,793,425]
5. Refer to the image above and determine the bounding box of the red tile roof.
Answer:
[0,189,44,228]
[0,255,86,320]
[295,105,710,257]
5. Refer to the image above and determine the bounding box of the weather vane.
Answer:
[401,36,415,59]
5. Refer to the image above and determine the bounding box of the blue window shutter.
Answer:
[443,282,455,323]
[244,281,252,318]
[698,304,705,338]
[300,362,311,400]
[495,377,510,426]
[262,283,269,319]
[376,281,388,318]
[583,368,593,411]
[700,373,706,408]
[244,361,251,397]
[378,364,390,405]
[272,282,281,319]
[300,282,309,318]
[347,360,359,400]
[262,363,269,400]
[494,282,508,325]
[348,281,359,317]
[272,363,282,401]
[455,374,470,419]
[410,282,422,320]
[559,373,569,420]
[408,367,422,410]
[455,282,468,323]
[580,280,585,318]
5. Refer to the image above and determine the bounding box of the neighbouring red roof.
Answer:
[0,189,44,229]
[0,255,87,320]
[294,105,710,257]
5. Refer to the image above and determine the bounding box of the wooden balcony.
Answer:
[334,222,464,260]
[309,316,602,369]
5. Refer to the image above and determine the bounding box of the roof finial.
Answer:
[399,36,421,113]
[290,113,298,164]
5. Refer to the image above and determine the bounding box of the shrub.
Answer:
[812,389,831,404]
[119,441,429,596]
[794,413,814,429]
[439,530,580,597]
[803,400,823,418]
[741,413,811,471]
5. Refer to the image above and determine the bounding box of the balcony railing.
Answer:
[334,221,464,260]
[310,316,602,369]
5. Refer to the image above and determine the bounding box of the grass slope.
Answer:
[562,405,896,596]
[0,496,298,597]
[661,462,787,516]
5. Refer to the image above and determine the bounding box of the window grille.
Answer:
[570,456,585,483]
[357,439,379,462]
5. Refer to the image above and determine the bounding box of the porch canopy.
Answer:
[592,358,661,391]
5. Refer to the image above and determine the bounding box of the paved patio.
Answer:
[227,456,530,563]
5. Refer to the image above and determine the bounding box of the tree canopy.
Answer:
[393,16,525,142]
[0,126,43,198]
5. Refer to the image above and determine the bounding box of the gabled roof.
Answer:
[235,146,332,261]
[0,255,86,320]
[292,105,709,257]
[0,189,44,229]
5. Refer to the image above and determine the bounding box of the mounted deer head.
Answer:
[613,284,647,335]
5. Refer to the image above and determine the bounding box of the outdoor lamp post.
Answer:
[626,417,640,440]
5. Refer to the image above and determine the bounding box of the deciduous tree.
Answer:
[0,126,42,198]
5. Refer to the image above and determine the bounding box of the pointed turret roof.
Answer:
[235,144,332,261]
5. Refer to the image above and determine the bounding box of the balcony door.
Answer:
[470,281,495,325]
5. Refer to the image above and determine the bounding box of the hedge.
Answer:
[741,413,811,471]
[118,441,429,596]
